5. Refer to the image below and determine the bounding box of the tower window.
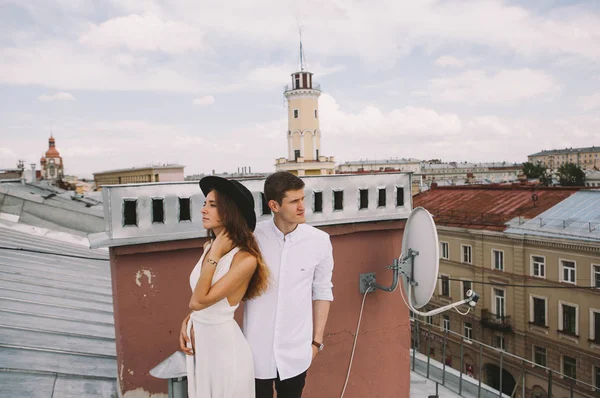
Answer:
[178,198,191,222]
[378,188,386,207]
[359,189,368,209]
[313,191,323,213]
[294,150,300,161]
[294,109,299,119]
[396,187,405,207]
[123,199,137,226]
[315,110,318,118]
[294,75,300,88]
[152,198,164,223]
[333,190,344,211]
[261,193,271,215]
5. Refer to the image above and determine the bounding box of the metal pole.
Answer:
[427,323,432,379]
[460,337,464,395]
[547,371,552,397]
[522,362,525,398]
[413,322,418,371]
[478,344,483,398]
[442,330,447,386]
[570,378,574,398]
[499,351,503,398]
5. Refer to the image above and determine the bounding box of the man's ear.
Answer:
[268,199,279,213]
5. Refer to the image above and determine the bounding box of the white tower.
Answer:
[275,40,335,176]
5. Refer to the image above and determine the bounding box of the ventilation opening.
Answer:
[378,188,386,207]
[261,193,271,215]
[314,191,323,213]
[333,190,344,211]
[396,187,405,207]
[359,189,368,209]
[179,197,191,222]
[152,198,164,223]
[123,199,137,226]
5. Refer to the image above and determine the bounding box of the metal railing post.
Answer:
[478,344,483,398]
[442,330,447,386]
[499,351,503,398]
[427,323,432,379]
[460,337,464,395]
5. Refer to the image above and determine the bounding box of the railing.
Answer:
[410,317,599,398]
[481,309,513,333]
[283,83,321,92]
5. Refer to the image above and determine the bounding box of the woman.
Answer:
[179,176,269,398]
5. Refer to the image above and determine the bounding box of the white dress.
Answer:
[186,245,255,398]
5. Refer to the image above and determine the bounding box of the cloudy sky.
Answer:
[1,0,599,178]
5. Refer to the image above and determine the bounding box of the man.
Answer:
[244,171,334,398]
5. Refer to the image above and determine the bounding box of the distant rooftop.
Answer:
[529,146,600,157]
[93,164,184,175]
[0,223,116,396]
[505,190,600,242]
[413,185,580,231]
[340,158,421,165]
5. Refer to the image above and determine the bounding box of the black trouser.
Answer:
[255,371,307,398]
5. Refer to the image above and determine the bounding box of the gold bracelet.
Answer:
[206,258,218,266]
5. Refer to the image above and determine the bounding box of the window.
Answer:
[315,109,318,118]
[443,315,450,332]
[560,303,578,336]
[462,245,472,264]
[494,335,505,350]
[531,255,545,278]
[261,193,271,215]
[464,322,472,341]
[531,297,547,327]
[562,355,576,379]
[123,199,137,226]
[592,310,600,343]
[359,189,368,209]
[560,260,576,284]
[313,191,323,213]
[494,289,505,318]
[593,265,600,288]
[441,275,450,297]
[377,188,386,207]
[595,366,600,390]
[396,187,405,207]
[440,242,449,260]
[178,198,191,222]
[293,109,299,118]
[152,198,164,223]
[294,149,300,161]
[427,315,433,325]
[462,280,472,299]
[333,190,344,211]
[533,346,546,367]
[493,250,504,271]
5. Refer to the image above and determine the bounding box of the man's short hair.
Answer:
[264,172,305,205]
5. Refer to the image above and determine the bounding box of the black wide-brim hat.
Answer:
[199,176,257,231]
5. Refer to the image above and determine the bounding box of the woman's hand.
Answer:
[179,313,194,355]
[209,230,234,259]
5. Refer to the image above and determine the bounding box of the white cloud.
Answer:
[416,68,560,104]
[434,56,464,68]
[38,92,76,101]
[78,13,206,54]
[579,92,600,111]
[192,96,215,106]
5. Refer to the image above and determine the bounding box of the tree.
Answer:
[522,162,552,186]
[558,162,585,186]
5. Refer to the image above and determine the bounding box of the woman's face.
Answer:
[201,190,223,230]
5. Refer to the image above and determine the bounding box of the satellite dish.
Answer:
[401,207,439,309]
[363,206,479,317]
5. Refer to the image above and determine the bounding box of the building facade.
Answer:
[40,135,64,181]
[275,65,335,176]
[528,147,600,171]
[93,165,185,189]
[413,187,600,398]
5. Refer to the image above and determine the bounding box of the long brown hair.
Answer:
[209,189,269,300]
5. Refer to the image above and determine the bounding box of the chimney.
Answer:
[30,164,36,182]
[249,166,252,174]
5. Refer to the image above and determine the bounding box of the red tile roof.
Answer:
[413,185,580,231]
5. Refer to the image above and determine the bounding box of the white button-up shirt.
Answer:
[243,219,334,380]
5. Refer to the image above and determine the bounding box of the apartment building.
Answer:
[413,186,600,398]
[528,147,600,171]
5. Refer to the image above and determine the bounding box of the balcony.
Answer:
[480,309,512,333]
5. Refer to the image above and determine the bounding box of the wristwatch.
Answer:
[312,340,324,351]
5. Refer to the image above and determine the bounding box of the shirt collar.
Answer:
[269,218,301,243]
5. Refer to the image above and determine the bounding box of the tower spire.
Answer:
[298,20,306,72]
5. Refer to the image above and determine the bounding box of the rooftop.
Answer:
[529,146,600,157]
[413,185,580,230]
[0,221,116,397]
[93,164,185,176]
[505,190,600,242]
